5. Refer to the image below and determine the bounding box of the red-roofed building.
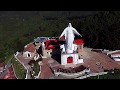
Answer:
[3,72,16,79]
[23,43,39,60]
[23,43,36,52]
[0,63,4,67]
[74,39,84,45]
[4,73,11,79]
[0,63,5,73]
[45,40,58,50]
[8,66,14,74]
[3,65,16,79]
[41,38,61,58]
[74,39,84,53]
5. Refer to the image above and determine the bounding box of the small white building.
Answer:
[23,43,39,60]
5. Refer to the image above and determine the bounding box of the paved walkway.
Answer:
[81,47,120,73]
[15,53,33,79]
[38,48,120,79]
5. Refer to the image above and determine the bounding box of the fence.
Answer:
[75,72,108,79]
[54,69,90,78]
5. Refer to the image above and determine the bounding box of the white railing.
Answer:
[75,72,108,79]
[107,50,120,55]
[25,70,29,79]
[15,51,19,57]
[54,69,90,78]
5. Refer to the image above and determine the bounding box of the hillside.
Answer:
[0,11,98,62]
[0,11,98,46]
[0,11,120,63]
[0,11,98,18]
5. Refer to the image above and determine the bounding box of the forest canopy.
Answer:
[0,11,120,62]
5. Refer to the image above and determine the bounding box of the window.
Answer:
[50,52,52,55]
[67,57,73,63]
[44,42,46,45]
[28,53,30,57]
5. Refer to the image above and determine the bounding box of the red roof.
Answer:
[4,73,11,79]
[45,40,57,50]
[23,43,36,52]
[3,66,16,79]
[73,39,84,44]
[8,66,14,74]
[0,63,4,67]
[3,73,16,79]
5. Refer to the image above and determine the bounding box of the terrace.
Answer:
[54,65,90,78]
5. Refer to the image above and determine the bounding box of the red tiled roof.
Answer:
[3,66,16,79]
[8,66,14,74]
[4,73,11,79]
[45,40,57,50]
[4,73,16,79]
[39,64,53,79]
[16,53,32,64]
[39,57,60,79]
[73,39,84,44]
[23,43,36,52]
[0,63,4,67]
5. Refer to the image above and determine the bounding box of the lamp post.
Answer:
[96,61,101,79]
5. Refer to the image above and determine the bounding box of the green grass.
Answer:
[33,62,40,76]
[33,58,43,76]
[12,57,26,79]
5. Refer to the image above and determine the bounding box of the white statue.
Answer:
[59,23,82,53]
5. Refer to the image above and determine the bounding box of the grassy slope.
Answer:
[0,11,98,48]
[0,11,99,62]
[12,56,26,79]
[0,16,42,47]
